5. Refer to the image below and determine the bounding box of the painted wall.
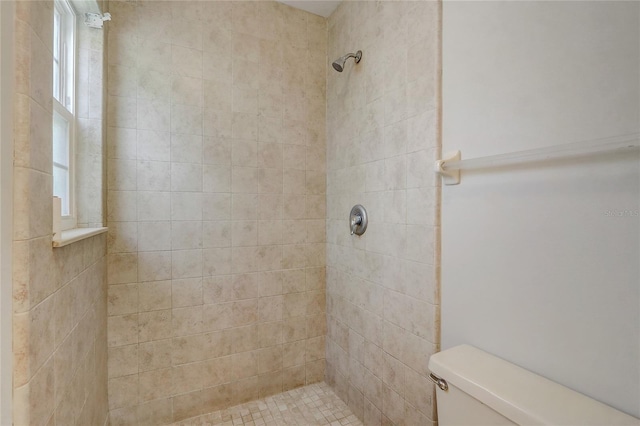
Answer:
[11,1,109,424]
[325,2,441,425]
[105,2,327,423]
[442,1,639,417]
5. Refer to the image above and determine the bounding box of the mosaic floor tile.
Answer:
[171,382,362,426]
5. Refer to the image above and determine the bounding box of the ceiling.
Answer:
[277,0,341,18]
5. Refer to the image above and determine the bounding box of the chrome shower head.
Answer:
[332,50,362,72]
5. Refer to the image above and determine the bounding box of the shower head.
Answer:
[332,50,362,72]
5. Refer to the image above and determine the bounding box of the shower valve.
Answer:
[349,205,368,236]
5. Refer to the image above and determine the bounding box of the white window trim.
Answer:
[53,100,76,230]
[53,0,75,112]
[53,0,77,231]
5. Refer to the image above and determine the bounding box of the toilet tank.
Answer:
[428,345,640,426]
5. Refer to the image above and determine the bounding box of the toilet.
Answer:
[428,345,640,425]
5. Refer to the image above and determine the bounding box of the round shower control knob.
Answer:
[349,205,368,236]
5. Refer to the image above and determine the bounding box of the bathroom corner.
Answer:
[2,0,637,425]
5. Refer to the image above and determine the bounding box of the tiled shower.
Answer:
[105,2,329,423]
[8,1,441,425]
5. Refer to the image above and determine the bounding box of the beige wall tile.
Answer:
[107,253,138,285]
[258,168,283,194]
[202,221,231,249]
[232,324,261,353]
[203,248,232,276]
[283,365,306,391]
[14,96,53,174]
[137,398,173,426]
[232,376,260,405]
[138,310,171,342]
[306,359,325,384]
[170,388,203,423]
[257,345,283,374]
[108,284,138,316]
[258,370,283,398]
[13,167,53,240]
[204,355,233,387]
[17,240,110,424]
[108,314,139,347]
[283,340,306,368]
[138,281,171,314]
[108,345,139,378]
[232,299,258,327]
[283,317,306,343]
[202,302,232,331]
[105,1,328,422]
[139,339,172,373]
[108,375,139,410]
[257,321,284,349]
[138,368,172,402]
[138,251,172,282]
[171,248,203,279]
[27,296,55,373]
[172,334,206,365]
[325,1,440,424]
[108,95,137,129]
[204,330,233,359]
[306,314,327,338]
[27,356,55,426]
[108,222,138,254]
[172,278,203,307]
[172,306,203,337]
[306,335,325,363]
[258,271,282,296]
[258,295,283,322]
[231,350,259,380]
[202,275,230,304]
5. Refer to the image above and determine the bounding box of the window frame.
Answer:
[53,0,75,112]
[52,0,77,231]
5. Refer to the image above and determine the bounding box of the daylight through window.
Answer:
[52,0,76,227]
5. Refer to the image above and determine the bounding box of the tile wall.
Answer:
[77,20,107,228]
[11,1,109,425]
[105,2,327,423]
[325,2,441,425]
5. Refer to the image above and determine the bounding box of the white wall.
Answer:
[0,1,13,423]
[442,1,639,417]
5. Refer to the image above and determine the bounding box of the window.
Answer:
[52,0,76,229]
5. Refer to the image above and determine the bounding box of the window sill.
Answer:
[52,227,108,248]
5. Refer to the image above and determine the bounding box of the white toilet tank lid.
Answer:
[429,345,640,426]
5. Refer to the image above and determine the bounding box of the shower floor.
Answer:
[171,382,362,426]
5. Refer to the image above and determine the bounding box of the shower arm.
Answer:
[350,51,362,63]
